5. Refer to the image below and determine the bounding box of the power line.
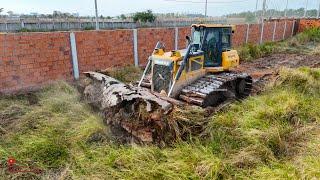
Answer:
[163,0,250,4]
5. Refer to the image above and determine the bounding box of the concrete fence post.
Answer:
[133,29,139,67]
[37,19,41,30]
[272,21,277,41]
[283,20,287,40]
[291,20,295,37]
[21,21,25,29]
[5,22,8,32]
[260,22,265,44]
[245,23,250,44]
[175,27,179,50]
[70,32,80,80]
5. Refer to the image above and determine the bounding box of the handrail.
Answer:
[138,41,163,87]
[167,43,193,97]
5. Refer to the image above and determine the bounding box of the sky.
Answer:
[0,0,318,17]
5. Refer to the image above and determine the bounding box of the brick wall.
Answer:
[232,24,247,47]
[298,19,320,32]
[247,24,261,44]
[284,21,294,39]
[274,21,286,41]
[138,28,175,65]
[177,27,190,49]
[0,19,305,93]
[262,22,274,42]
[76,30,134,72]
[0,32,72,93]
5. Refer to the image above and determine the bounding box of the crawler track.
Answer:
[179,72,253,107]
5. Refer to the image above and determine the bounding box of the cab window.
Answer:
[221,28,231,50]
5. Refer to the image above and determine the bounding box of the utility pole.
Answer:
[317,0,320,18]
[304,0,308,18]
[94,0,99,30]
[284,0,289,17]
[205,0,208,18]
[261,0,266,23]
[255,0,259,17]
[283,0,289,40]
[260,0,266,44]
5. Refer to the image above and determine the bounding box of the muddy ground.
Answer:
[238,53,319,78]
[235,53,320,94]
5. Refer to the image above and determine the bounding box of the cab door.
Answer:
[202,28,222,67]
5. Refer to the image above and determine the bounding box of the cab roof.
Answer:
[192,24,236,31]
[192,24,234,28]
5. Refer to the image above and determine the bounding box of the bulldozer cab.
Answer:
[191,24,233,67]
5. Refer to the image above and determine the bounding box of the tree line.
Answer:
[226,8,319,23]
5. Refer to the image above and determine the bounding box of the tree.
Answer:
[133,10,156,23]
[120,14,126,20]
[0,8,3,14]
[53,11,62,18]
[245,13,256,23]
[7,11,13,16]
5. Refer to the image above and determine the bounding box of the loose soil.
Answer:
[238,53,320,80]
[236,53,320,94]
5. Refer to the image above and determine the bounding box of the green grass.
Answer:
[237,42,278,62]
[237,27,320,62]
[0,68,319,179]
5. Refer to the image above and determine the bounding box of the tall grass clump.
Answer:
[238,42,277,61]
[206,67,320,178]
[238,27,320,61]
[288,27,320,47]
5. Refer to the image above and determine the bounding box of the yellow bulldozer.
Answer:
[83,24,254,143]
[138,24,253,107]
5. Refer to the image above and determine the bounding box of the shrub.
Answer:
[303,27,320,42]
[260,42,276,56]
[83,26,94,30]
[237,45,252,61]
[133,10,156,23]
[248,44,262,59]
